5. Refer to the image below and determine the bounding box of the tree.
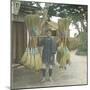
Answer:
[48,4,88,33]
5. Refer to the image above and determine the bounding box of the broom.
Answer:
[57,19,71,69]
[30,37,42,71]
[21,15,37,69]
[24,14,43,70]
[34,47,42,71]
[25,14,41,36]
[57,42,70,69]
[20,30,31,66]
[58,18,70,47]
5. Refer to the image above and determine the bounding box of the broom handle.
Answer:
[26,29,29,48]
[29,36,47,37]
[29,30,32,49]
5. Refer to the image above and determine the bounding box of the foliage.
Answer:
[68,37,80,50]
[76,32,87,55]
[48,4,88,32]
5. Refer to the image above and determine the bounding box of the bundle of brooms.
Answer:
[25,14,41,36]
[20,14,42,71]
[58,18,71,45]
[56,42,70,69]
[21,47,42,71]
[57,18,71,69]
[58,18,70,32]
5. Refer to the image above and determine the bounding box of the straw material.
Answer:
[20,48,30,65]
[57,43,70,68]
[34,53,42,71]
[20,48,42,71]
[58,18,70,32]
[25,14,41,36]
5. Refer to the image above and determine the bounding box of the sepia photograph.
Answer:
[11,0,88,89]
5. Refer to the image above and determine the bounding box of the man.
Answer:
[39,29,56,82]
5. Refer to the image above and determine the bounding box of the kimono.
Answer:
[39,36,56,65]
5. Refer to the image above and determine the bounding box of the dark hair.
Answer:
[44,21,48,26]
[45,28,51,33]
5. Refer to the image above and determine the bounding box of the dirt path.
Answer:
[12,50,87,89]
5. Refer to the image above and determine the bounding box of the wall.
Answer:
[11,21,27,63]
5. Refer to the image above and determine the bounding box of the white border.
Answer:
[21,0,88,5]
[0,0,89,90]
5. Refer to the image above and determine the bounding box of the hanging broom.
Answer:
[56,42,70,69]
[20,30,31,66]
[57,18,71,69]
[34,48,42,71]
[58,18,70,46]
[21,31,37,69]
[30,37,42,71]
[21,14,42,71]
[24,14,41,36]
[21,14,40,68]
[20,48,29,65]
[24,49,31,69]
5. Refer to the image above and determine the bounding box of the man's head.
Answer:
[46,29,52,37]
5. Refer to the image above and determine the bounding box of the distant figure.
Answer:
[39,29,56,82]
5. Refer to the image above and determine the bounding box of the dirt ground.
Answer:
[11,50,88,89]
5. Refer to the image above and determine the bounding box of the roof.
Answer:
[12,0,42,15]
[48,21,58,30]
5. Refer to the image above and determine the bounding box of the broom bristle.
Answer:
[20,49,28,65]
[25,14,41,35]
[57,45,70,68]
[58,18,70,47]
[34,53,42,71]
[58,18,70,32]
